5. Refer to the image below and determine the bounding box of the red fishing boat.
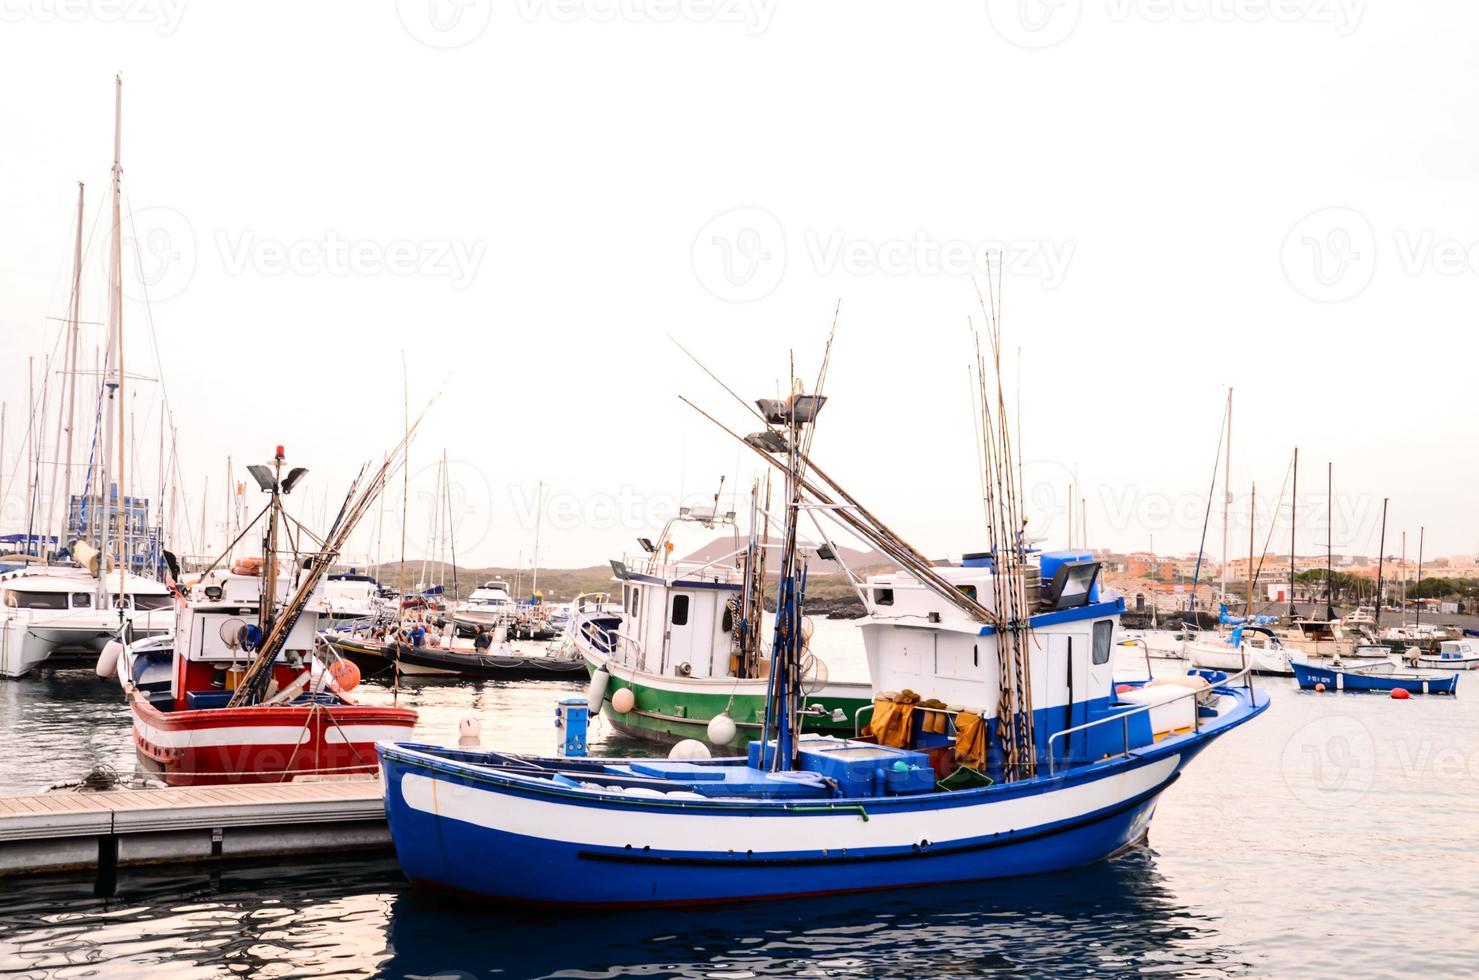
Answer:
[109,446,418,785]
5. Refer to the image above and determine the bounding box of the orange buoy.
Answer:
[1391,687,1411,700]
[329,659,361,692]
[1314,682,1326,693]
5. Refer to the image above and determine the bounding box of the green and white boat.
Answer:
[573,506,871,750]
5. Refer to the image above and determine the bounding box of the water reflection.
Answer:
[383,846,1247,978]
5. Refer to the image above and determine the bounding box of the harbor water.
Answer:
[2,621,1478,977]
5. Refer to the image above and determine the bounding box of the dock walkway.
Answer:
[0,779,390,882]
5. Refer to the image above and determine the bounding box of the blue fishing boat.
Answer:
[378,356,1270,907]
[1292,659,1458,695]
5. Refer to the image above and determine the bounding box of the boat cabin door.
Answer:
[662,589,710,677]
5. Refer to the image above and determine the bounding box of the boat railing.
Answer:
[581,619,644,665]
[1046,663,1256,776]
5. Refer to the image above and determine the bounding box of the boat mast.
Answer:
[1219,388,1231,607]
[399,353,409,597]
[1373,497,1388,632]
[530,480,543,599]
[1325,462,1334,621]
[97,74,124,605]
[258,448,283,641]
[45,182,85,561]
[444,448,458,600]
[1288,447,1297,617]
[1246,483,1255,616]
[1414,526,1424,630]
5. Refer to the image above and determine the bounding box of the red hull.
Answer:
[131,698,417,786]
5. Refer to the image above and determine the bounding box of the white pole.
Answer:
[1219,388,1232,604]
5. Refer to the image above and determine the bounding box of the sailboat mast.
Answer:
[45,182,85,560]
[1288,447,1297,616]
[1373,497,1388,631]
[399,353,408,596]
[97,74,125,603]
[1415,526,1424,630]
[530,480,543,599]
[1325,462,1334,620]
[112,73,126,597]
[1247,483,1256,615]
[1220,388,1231,605]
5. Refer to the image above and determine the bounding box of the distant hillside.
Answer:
[679,535,896,577]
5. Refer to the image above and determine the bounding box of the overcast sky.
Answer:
[1,2,1475,574]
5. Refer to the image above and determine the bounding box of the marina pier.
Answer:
[0,778,387,887]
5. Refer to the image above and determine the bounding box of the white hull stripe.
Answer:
[133,718,312,749]
[399,754,1180,854]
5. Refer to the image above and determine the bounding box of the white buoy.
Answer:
[669,739,711,761]
[459,715,482,746]
[611,687,635,714]
[705,710,737,747]
[587,666,610,715]
[95,640,123,679]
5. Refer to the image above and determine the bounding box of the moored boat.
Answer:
[1291,659,1458,695]
[326,628,587,680]
[113,446,419,785]
[1184,625,1293,675]
[1416,639,1479,671]
[379,351,1271,906]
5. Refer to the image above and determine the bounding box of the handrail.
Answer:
[1116,636,1154,682]
[582,619,643,664]
[1046,663,1256,775]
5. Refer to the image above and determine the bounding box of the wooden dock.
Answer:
[0,778,390,886]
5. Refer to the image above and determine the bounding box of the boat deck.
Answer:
[0,778,389,885]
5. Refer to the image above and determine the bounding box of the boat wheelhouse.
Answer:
[573,507,870,748]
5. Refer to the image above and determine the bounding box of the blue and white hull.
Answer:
[377,680,1264,907]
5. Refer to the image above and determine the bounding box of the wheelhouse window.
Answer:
[873,587,894,606]
[70,593,92,609]
[957,584,978,601]
[7,591,69,610]
[132,594,173,611]
[1092,620,1114,665]
[671,594,690,626]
